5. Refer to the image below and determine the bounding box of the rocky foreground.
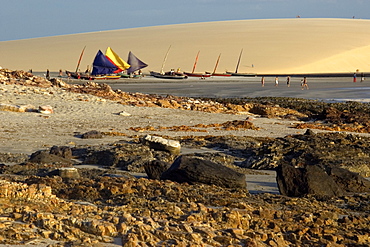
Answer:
[0,69,370,246]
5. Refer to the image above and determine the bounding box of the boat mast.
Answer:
[191,50,200,73]
[75,46,86,73]
[212,53,221,74]
[160,45,171,74]
[235,48,243,73]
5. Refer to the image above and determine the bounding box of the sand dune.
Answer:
[1,18,370,74]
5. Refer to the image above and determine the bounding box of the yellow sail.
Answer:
[105,47,130,72]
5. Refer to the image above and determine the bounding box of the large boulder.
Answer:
[276,164,344,199]
[144,160,171,179]
[160,155,247,189]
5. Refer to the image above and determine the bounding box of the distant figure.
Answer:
[29,69,33,73]
[170,69,175,75]
[353,73,357,83]
[275,76,279,86]
[361,72,365,82]
[302,77,309,90]
[261,76,265,87]
[46,69,50,80]
[59,69,63,77]
[286,76,291,87]
[67,72,71,81]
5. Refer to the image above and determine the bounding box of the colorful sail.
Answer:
[126,51,148,74]
[91,50,117,75]
[105,47,130,73]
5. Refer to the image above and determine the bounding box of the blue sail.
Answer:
[91,50,117,75]
[126,51,148,74]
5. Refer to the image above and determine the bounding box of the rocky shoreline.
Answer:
[0,69,370,246]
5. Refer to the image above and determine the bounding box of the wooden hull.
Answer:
[206,72,232,77]
[66,71,94,80]
[150,71,188,79]
[184,72,211,78]
[93,75,121,80]
[226,72,257,77]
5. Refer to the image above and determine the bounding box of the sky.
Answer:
[1,0,369,41]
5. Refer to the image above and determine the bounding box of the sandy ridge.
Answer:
[1,18,370,74]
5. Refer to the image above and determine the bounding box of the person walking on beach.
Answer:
[261,76,265,87]
[275,76,279,86]
[302,77,309,90]
[286,76,291,87]
[353,73,357,83]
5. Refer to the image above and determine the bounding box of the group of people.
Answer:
[261,76,309,89]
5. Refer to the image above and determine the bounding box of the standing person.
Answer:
[302,77,309,90]
[59,69,63,77]
[361,72,365,82]
[261,76,265,87]
[286,76,291,87]
[275,76,279,87]
[46,69,50,80]
[353,73,357,83]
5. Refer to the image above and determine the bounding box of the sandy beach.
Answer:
[0,82,307,155]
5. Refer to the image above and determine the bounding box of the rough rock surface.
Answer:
[161,155,247,189]
[1,69,370,246]
[276,164,344,199]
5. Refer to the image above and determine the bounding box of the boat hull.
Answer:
[184,72,211,78]
[150,71,188,79]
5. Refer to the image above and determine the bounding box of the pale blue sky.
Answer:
[1,0,369,41]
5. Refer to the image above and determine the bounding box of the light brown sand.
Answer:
[1,18,370,74]
[0,83,306,155]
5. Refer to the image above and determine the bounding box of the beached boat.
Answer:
[184,50,210,78]
[150,71,188,79]
[226,48,256,77]
[90,49,123,80]
[150,45,188,79]
[125,51,148,77]
[205,53,231,77]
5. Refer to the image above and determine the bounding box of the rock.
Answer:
[83,143,160,172]
[29,150,73,165]
[38,105,53,114]
[276,164,344,199]
[118,111,131,116]
[327,166,370,193]
[81,130,103,139]
[144,160,171,179]
[161,155,247,189]
[57,167,80,179]
[50,146,73,159]
[141,135,181,155]
[0,103,36,113]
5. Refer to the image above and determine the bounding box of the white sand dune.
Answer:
[1,18,370,74]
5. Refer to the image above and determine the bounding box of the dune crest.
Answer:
[1,18,370,74]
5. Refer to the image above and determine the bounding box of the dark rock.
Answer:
[327,166,370,193]
[276,164,343,199]
[29,150,73,165]
[81,130,103,139]
[144,160,171,179]
[50,146,73,159]
[83,143,162,173]
[304,129,316,136]
[161,155,247,189]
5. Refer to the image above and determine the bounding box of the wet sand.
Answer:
[108,76,370,102]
